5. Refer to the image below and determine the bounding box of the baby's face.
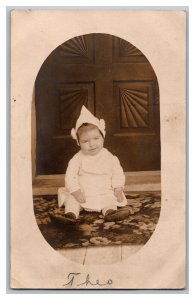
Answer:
[79,128,104,156]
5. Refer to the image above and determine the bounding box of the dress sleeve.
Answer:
[65,153,81,193]
[111,156,126,188]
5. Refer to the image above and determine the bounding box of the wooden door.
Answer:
[35,34,160,175]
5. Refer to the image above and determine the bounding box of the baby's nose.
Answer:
[89,140,95,147]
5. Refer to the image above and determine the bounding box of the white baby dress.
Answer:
[58,148,127,211]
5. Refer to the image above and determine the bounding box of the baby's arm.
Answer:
[114,187,124,203]
[65,153,86,204]
[111,156,126,203]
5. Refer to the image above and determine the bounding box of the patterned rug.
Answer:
[33,191,161,249]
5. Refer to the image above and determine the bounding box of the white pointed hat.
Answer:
[71,105,106,144]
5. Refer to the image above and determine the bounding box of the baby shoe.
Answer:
[49,212,77,225]
[104,209,130,222]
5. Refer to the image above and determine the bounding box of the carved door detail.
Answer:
[35,34,160,175]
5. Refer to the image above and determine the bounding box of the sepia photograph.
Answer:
[10,9,186,289]
[32,33,161,264]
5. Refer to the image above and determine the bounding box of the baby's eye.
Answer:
[94,136,100,140]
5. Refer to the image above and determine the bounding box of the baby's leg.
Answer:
[65,195,81,219]
[50,191,81,225]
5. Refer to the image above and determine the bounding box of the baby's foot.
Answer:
[104,209,130,222]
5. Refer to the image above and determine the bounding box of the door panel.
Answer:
[112,37,148,63]
[35,33,160,175]
[113,81,157,132]
[58,83,95,134]
[57,34,95,64]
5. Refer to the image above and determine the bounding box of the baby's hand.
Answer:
[114,187,124,203]
[71,189,86,204]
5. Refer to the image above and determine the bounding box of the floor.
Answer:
[33,171,160,265]
[57,244,143,265]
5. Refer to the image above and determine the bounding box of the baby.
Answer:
[51,106,129,224]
